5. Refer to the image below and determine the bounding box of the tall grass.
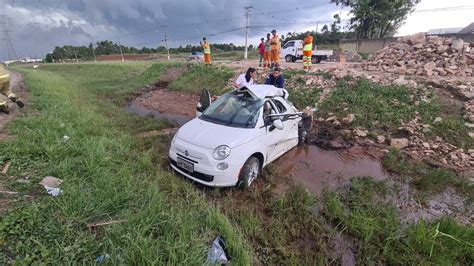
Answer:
[0,62,251,264]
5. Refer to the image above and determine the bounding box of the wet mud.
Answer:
[276,145,388,195]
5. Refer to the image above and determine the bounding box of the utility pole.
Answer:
[162,25,170,61]
[117,36,125,61]
[74,49,78,63]
[244,6,253,60]
[90,38,97,63]
[315,21,319,34]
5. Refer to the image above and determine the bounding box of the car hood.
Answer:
[176,118,256,149]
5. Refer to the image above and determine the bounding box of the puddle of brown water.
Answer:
[124,102,191,126]
[276,145,388,195]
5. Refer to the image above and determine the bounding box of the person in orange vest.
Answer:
[200,37,211,65]
[270,29,280,68]
[0,64,24,114]
[303,32,314,70]
[263,33,272,68]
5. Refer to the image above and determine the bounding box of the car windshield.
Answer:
[200,89,263,128]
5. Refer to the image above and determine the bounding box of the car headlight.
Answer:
[171,132,178,144]
[212,145,231,160]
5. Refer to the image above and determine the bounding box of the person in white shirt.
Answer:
[233,67,257,89]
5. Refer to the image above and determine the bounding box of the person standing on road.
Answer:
[234,67,257,89]
[303,32,314,70]
[263,33,272,68]
[270,29,281,68]
[0,64,24,114]
[264,67,285,89]
[200,37,211,65]
[258,38,265,67]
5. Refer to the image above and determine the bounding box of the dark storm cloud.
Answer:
[2,0,343,59]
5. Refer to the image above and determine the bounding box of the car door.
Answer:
[262,100,286,163]
[196,89,211,117]
[271,98,299,153]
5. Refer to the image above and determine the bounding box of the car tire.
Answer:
[312,56,322,64]
[237,157,260,188]
[285,55,293,63]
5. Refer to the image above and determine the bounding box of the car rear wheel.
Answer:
[285,55,293,63]
[237,157,260,188]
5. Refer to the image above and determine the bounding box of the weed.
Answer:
[320,177,474,264]
[383,150,473,200]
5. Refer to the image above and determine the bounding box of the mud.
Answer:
[276,145,388,195]
[124,101,191,126]
[125,85,198,125]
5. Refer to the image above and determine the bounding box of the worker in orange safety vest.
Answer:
[303,32,314,70]
[270,29,280,68]
[200,37,211,65]
[0,64,24,114]
[263,33,272,68]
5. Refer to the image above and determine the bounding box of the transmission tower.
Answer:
[0,15,18,61]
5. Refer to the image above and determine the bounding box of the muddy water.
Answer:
[276,145,388,195]
[124,102,192,126]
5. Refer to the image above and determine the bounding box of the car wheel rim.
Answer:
[247,162,259,186]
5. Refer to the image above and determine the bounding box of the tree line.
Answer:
[45,41,252,62]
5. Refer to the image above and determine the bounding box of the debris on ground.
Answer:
[1,161,11,175]
[63,135,70,142]
[88,219,127,232]
[44,186,63,197]
[39,176,64,197]
[0,190,19,195]
[136,127,178,138]
[39,176,63,187]
[95,254,110,263]
[207,236,230,264]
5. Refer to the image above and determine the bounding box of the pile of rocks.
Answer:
[362,33,473,77]
[395,115,473,169]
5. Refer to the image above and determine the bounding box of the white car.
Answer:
[169,85,310,188]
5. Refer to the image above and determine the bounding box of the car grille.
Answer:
[170,159,214,182]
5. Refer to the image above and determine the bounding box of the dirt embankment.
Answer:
[0,71,27,135]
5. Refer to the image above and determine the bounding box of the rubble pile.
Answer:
[398,115,473,169]
[362,33,473,77]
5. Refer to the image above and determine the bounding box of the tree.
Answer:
[331,0,419,39]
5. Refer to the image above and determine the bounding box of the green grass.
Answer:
[320,79,437,133]
[383,149,473,201]
[219,185,328,264]
[320,177,474,264]
[169,64,234,95]
[0,62,252,264]
[319,78,474,148]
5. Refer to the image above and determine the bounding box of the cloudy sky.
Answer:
[1,0,473,60]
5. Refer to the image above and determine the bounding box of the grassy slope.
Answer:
[169,64,235,95]
[0,62,251,264]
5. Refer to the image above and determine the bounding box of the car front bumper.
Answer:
[169,139,241,187]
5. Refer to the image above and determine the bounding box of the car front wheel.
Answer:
[285,55,293,63]
[237,157,260,188]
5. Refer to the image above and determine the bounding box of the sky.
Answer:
[0,0,473,60]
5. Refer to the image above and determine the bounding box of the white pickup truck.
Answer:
[280,40,333,64]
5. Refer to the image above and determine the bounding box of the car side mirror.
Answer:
[272,119,284,130]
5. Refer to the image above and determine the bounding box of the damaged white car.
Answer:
[169,85,311,188]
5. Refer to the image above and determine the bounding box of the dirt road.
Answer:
[0,70,27,135]
[222,59,357,71]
